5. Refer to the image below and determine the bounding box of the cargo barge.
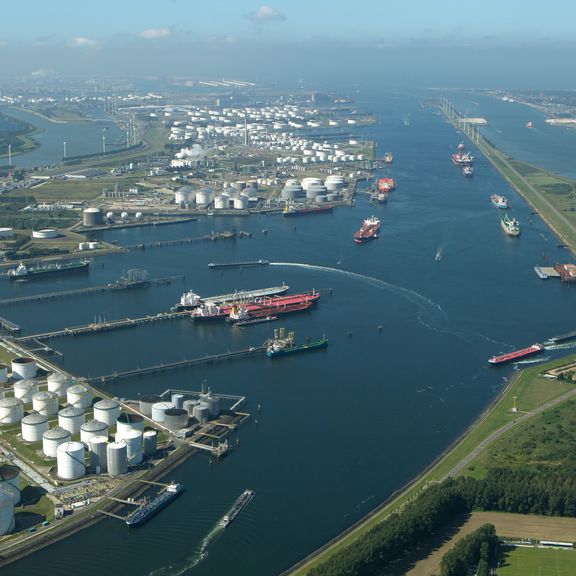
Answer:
[125,482,183,527]
[544,330,576,346]
[7,259,90,281]
[219,489,255,528]
[208,260,269,269]
[488,344,544,365]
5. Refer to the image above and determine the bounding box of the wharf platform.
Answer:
[0,316,20,332]
[124,230,239,251]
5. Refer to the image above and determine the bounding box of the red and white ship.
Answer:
[354,216,381,244]
[377,178,396,192]
[452,152,474,166]
[488,344,544,365]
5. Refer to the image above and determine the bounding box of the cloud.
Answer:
[67,36,103,49]
[245,5,286,24]
[139,27,173,40]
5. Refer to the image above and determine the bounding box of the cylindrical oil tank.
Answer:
[117,430,143,465]
[195,189,213,207]
[67,384,93,409]
[107,441,128,476]
[0,398,24,425]
[32,391,59,416]
[0,464,21,505]
[57,441,85,480]
[88,435,108,473]
[0,487,15,535]
[42,426,71,457]
[171,394,184,409]
[139,394,161,417]
[316,195,328,204]
[214,195,228,210]
[301,177,322,190]
[58,406,85,435]
[151,401,173,423]
[200,392,220,416]
[116,413,144,439]
[163,408,189,431]
[21,413,49,442]
[326,193,339,202]
[11,357,37,380]
[80,419,108,445]
[13,379,38,403]
[47,372,71,397]
[93,399,121,427]
[143,429,157,457]
[233,196,248,210]
[193,405,210,424]
[83,207,104,226]
[182,399,198,416]
[0,364,8,384]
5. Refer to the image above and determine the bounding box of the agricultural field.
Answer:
[498,546,576,576]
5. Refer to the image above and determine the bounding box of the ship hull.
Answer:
[267,338,328,358]
[283,206,333,217]
[208,260,269,269]
[488,344,544,365]
[8,261,89,281]
[126,485,183,527]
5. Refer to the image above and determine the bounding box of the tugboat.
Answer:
[354,216,381,244]
[501,213,520,237]
[266,327,328,358]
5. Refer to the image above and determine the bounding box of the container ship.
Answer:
[452,152,474,166]
[125,482,183,527]
[491,194,508,209]
[354,216,380,244]
[488,344,544,365]
[501,214,520,237]
[377,178,396,192]
[283,204,333,217]
[219,489,255,528]
[7,259,90,281]
[173,285,289,311]
[266,328,328,358]
[208,260,269,269]
[192,292,320,321]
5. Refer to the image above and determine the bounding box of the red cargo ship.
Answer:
[377,178,396,192]
[354,216,380,244]
[192,292,320,321]
[488,343,544,365]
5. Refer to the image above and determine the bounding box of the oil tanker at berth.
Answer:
[7,259,90,280]
[354,216,380,244]
[488,344,544,365]
[125,482,183,527]
[283,204,333,217]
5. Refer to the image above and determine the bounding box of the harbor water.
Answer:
[3,89,576,576]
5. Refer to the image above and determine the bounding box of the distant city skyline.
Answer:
[1,1,574,88]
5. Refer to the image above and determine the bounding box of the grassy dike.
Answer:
[284,356,576,576]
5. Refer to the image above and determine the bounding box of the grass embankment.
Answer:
[286,357,576,576]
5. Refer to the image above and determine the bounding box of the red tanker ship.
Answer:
[354,216,381,244]
[488,343,544,365]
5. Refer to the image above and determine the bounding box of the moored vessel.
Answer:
[383,152,393,164]
[7,259,90,281]
[219,489,255,528]
[173,285,290,311]
[488,344,544,365]
[125,482,183,527]
[491,194,509,209]
[283,204,333,217]
[463,166,474,177]
[452,152,474,166]
[377,178,396,192]
[266,327,328,358]
[354,216,380,244]
[501,213,520,237]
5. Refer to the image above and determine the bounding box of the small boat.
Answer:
[457,141,466,150]
[501,213,520,237]
[383,152,393,164]
[526,121,534,128]
[452,152,474,166]
[491,194,509,209]
[534,266,548,279]
[463,166,474,178]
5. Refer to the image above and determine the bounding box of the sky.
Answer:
[1,0,575,88]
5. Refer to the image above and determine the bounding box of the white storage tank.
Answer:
[67,384,93,409]
[316,195,328,204]
[58,406,85,435]
[195,188,213,207]
[0,364,8,384]
[171,394,184,409]
[193,405,210,424]
[214,195,228,210]
[143,429,157,457]
[57,441,85,480]
[233,196,248,210]
[182,399,198,416]
[163,408,189,431]
[43,426,72,457]
[11,357,37,380]
[117,429,143,465]
[0,398,24,425]
[116,413,144,439]
[107,441,128,476]
[0,464,21,505]
[0,487,15,535]
[93,399,121,427]
[32,391,59,416]
[88,435,108,473]
[21,413,49,442]
[13,379,38,403]
[80,419,108,445]
[151,401,173,423]
[47,372,71,397]
[139,395,161,417]
[200,391,220,416]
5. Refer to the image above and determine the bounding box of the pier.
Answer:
[0,316,21,332]
[0,274,185,306]
[124,230,240,251]
[88,346,266,384]
[15,311,191,342]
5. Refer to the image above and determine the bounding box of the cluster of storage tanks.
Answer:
[281,176,346,204]
[175,183,258,211]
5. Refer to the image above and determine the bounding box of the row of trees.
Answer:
[440,524,498,576]
[311,464,576,576]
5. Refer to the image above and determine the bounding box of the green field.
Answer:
[498,546,576,576]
